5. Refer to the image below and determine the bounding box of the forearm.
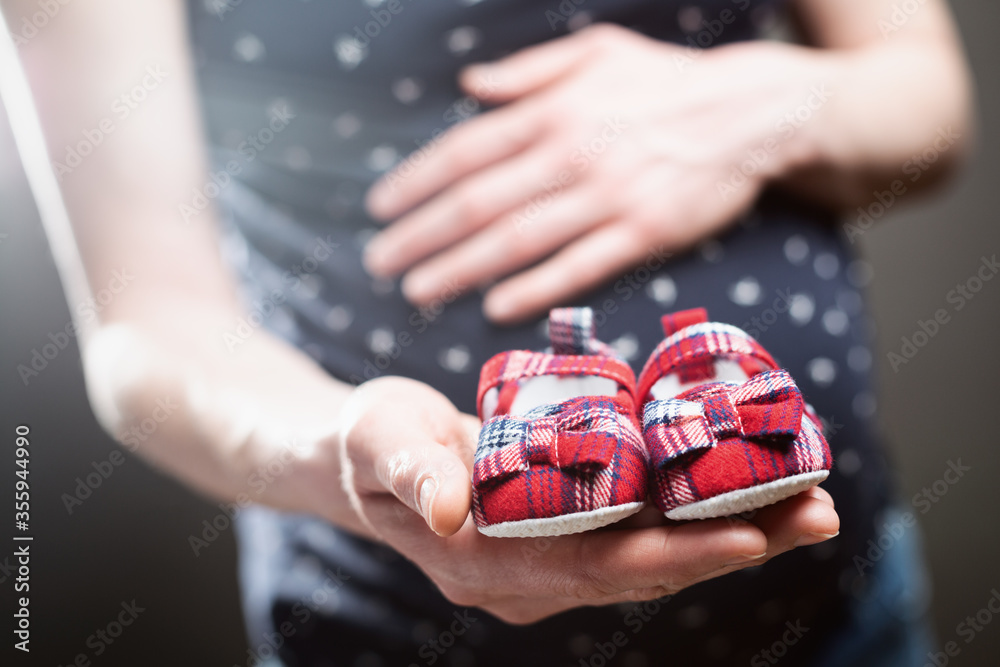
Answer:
[83,299,367,535]
[3,0,370,534]
[5,0,231,308]
[777,0,974,209]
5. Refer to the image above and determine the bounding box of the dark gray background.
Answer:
[1,1,998,665]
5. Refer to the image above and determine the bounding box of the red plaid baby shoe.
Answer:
[637,308,832,520]
[472,308,648,538]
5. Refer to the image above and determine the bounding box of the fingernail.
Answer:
[418,477,438,533]
[793,531,839,548]
[726,552,767,566]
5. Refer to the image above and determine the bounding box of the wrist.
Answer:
[705,41,850,183]
[775,49,854,180]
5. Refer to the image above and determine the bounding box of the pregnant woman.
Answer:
[9,0,971,664]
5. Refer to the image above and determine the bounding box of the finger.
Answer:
[360,434,472,538]
[541,518,768,598]
[364,144,570,277]
[340,386,475,537]
[608,488,835,531]
[482,223,651,324]
[375,513,768,605]
[460,24,620,103]
[358,506,767,612]
[801,485,835,508]
[365,102,545,220]
[456,414,481,472]
[622,490,840,588]
[399,186,612,304]
[612,504,678,530]
[745,492,841,558]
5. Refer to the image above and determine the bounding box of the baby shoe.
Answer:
[637,308,832,520]
[472,308,648,538]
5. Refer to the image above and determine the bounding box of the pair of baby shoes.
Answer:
[472,307,832,538]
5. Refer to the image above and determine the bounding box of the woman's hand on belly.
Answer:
[337,376,840,625]
[363,0,973,326]
[361,24,836,324]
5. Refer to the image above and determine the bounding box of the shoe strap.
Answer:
[477,351,636,419]
[637,321,778,404]
[661,308,709,337]
[477,308,632,418]
[659,309,714,383]
[549,307,617,356]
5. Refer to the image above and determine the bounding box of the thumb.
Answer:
[340,383,475,537]
[376,435,473,537]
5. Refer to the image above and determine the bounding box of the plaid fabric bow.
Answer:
[474,396,639,485]
[643,369,804,468]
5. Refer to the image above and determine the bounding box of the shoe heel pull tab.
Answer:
[661,308,714,383]
[660,308,708,337]
[549,307,597,355]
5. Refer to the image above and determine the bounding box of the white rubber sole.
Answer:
[664,470,829,521]
[477,501,646,538]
